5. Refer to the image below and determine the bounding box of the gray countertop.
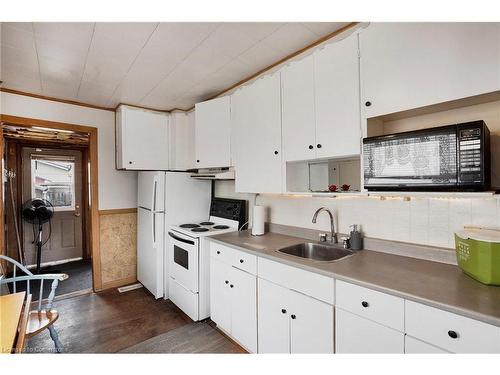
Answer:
[208,230,500,327]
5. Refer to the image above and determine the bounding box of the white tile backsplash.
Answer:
[471,198,498,228]
[216,181,500,250]
[256,193,500,250]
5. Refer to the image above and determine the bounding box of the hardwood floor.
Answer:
[26,288,246,354]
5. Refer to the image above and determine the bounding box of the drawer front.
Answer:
[405,300,500,353]
[210,242,234,264]
[405,335,448,354]
[230,247,257,275]
[336,280,404,331]
[258,257,334,304]
[336,308,404,353]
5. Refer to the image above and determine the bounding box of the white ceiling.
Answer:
[0,22,349,110]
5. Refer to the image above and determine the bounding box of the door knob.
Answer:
[74,212,81,217]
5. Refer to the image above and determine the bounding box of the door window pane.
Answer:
[31,158,75,211]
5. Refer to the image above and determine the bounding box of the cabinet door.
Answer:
[232,74,283,193]
[169,112,195,171]
[360,23,500,118]
[405,335,448,354]
[314,32,361,159]
[289,289,334,353]
[335,308,404,353]
[281,55,316,162]
[209,257,231,333]
[257,278,290,353]
[230,267,257,353]
[121,107,169,170]
[195,96,231,168]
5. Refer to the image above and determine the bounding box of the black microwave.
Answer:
[363,121,490,191]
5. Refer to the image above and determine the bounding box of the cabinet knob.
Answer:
[281,309,287,314]
[291,314,296,320]
[308,145,314,150]
[448,330,459,339]
[361,301,369,308]
[225,280,229,284]
[216,250,220,254]
[274,150,279,155]
[239,259,244,263]
[230,284,234,288]
[316,144,322,149]
[196,159,200,163]
[365,101,372,107]
[129,161,133,164]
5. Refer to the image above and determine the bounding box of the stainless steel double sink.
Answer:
[276,242,354,262]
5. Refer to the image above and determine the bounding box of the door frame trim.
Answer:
[0,114,103,291]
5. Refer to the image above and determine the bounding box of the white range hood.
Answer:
[190,167,235,180]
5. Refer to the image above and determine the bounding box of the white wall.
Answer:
[1,92,137,209]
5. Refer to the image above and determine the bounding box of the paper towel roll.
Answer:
[252,205,266,236]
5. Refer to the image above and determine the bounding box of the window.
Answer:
[31,157,75,211]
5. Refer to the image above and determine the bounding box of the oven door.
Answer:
[168,231,199,293]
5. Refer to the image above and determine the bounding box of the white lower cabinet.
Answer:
[405,300,500,353]
[210,257,257,353]
[257,278,290,353]
[258,278,334,353]
[335,308,404,353]
[209,242,500,355]
[405,335,449,354]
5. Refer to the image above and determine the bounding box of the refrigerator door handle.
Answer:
[153,179,157,212]
[152,213,156,245]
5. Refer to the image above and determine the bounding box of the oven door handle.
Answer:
[168,232,195,245]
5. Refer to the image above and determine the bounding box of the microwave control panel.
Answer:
[457,125,484,185]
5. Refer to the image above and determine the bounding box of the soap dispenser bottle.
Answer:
[349,224,363,250]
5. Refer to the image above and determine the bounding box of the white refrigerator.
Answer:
[137,171,211,299]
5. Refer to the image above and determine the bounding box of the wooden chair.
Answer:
[0,255,68,353]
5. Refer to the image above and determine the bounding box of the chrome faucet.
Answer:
[312,207,338,244]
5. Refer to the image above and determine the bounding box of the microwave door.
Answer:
[363,127,458,190]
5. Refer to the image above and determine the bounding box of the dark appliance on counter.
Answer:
[363,120,490,191]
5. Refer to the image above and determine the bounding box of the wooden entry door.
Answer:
[22,147,84,266]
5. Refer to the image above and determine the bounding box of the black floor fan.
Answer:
[22,198,54,274]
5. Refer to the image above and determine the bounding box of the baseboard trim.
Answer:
[99,276,137,291]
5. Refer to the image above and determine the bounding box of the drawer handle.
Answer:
[225,280,229,284]
[448,330,459,339]
[216,251,220,254]
[281,309,287,314]
[291,314,296,320]
[361,301,369,308]
[239,259,244,263]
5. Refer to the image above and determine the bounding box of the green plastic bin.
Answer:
[455,229,500,286]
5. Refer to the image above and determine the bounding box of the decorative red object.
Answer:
[328,184,338,192]
[341,184,350,191]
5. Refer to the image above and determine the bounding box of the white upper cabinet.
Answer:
[360,23,500,118]
[281,55,316,162]
[281,32,361,162]
[169,111,195,171]
[314,32,361,158]
[232,74,283,193]
[195,96,231,168]
[116,105,169,170]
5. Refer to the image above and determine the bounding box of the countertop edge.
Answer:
[206,236,500,328]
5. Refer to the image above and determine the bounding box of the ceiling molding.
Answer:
[178,22,359,112]
[0,87,116,112]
